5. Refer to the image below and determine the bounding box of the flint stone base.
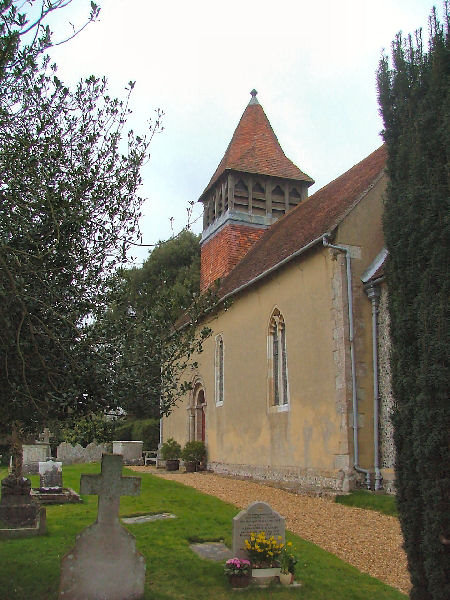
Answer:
[59,521,145,600]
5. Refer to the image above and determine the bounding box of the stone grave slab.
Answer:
[190,542,234,562]
[232,501,285,559]
[121,512,176,525]
[59,454,145,600]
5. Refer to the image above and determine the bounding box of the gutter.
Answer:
[323,235,372,488]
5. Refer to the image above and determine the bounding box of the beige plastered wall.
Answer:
[164,174,387,491]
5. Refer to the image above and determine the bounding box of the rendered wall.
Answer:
[164,175,387,491]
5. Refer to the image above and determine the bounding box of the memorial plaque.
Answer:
[232,501,285,559]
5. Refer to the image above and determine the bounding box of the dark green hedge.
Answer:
[377,8,450,600]
[114,418,159,451]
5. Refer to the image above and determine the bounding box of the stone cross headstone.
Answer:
[232,501,285,559]
[39,460,63,490]
[59,454,146,600]
[38,427,53,445]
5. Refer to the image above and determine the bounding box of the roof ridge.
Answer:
[213,144,387,299]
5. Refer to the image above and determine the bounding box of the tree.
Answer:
[377,6,449,599]
[98,230,211,420]
[0,1,162,466]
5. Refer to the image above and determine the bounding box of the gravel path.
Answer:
[130,467,410,595]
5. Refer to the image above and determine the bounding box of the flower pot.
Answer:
[165,459,179,471]
[228,574,250,588]
[251,567,281,585]
[279,572,293,585]
[184,460,197,473]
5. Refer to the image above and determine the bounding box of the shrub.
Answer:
[160,438,181,460]
[181,441,206,463]
[131,419,159,450]
[61,414,117,446]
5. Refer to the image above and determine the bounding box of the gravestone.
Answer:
[23,444,51,474]
[232,501,285,559]
[0,474,46,538]
[39,460,63,490]
[59,454,145,600]
[113,441,144,465]
[39,427,53,445]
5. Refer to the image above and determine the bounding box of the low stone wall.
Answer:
[57,442,111,465]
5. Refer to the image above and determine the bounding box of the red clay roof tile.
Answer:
[216,145,387,299]
[200,96,313,199]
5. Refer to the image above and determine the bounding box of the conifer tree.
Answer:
[377,6,449,599]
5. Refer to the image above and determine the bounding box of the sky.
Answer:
[45,0,435,265]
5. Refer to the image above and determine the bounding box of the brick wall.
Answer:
[200,224,266,291]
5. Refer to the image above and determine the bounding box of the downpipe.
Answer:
[323,236,371,489]
[365,284,382,490]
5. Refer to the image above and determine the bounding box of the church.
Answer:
[162,90,395,493]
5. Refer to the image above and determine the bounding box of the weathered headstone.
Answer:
[0,474,46,537]
[23,443,51,474]
[38,427,53,445]
[39,460,63,490]
[232,501,285,559]
[113,441,144,465]
[59,453,145,600]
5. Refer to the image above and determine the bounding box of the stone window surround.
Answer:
[267,308,290,412]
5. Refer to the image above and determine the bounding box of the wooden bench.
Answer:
[143,450,158,466]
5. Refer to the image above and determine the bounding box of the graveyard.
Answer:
[0,462,407,600]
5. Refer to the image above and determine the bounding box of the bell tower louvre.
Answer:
[199,90,314,292]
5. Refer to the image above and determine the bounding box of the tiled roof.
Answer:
[200,93,314,199]
[216,145,387,300]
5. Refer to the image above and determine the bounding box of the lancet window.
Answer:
[268,310,289,407]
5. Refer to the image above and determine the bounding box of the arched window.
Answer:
[268,310,289,407]
[215,335,224,405]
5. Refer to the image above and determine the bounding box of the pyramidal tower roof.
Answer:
[200,90,314,199]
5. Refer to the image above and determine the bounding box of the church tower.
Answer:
[199,90,314,291]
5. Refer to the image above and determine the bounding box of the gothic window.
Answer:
[268,310,289,407]
[215,335,224,405]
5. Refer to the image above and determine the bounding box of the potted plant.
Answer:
[244,531,283,584]
[160,438,181,471]
[181,441,206,472]
[279,542,297,585]
[224,558,251,588]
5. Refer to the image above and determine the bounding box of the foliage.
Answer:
[377,6,450,599]
[160,437,181,460]
[223,558,251,577]
[60,413,117,446]
[335,490,398,517]
[279,542,297,574]
[0,1,161,448]
[130,418,159,450]
[244,531,284,568]
[98,244,214,420]
[0,464,407,600]
[181,440,206,463]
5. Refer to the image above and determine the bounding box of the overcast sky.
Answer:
[46,0,434,264]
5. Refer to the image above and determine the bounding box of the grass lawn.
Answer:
[335,490,398,517]
[0,465,406,600]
